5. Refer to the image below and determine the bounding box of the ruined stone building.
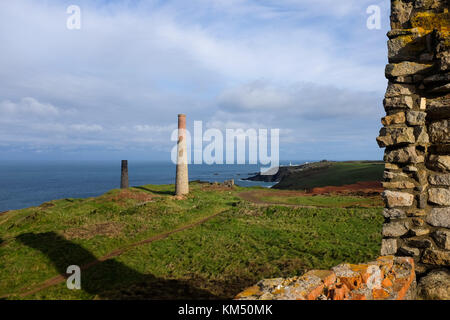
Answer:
[377,0,450,275]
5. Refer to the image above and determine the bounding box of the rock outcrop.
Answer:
[377,0,450,277]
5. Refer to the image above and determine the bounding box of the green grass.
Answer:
[259,195,382,208]
[0,182,383,300]
[274,161,384,190]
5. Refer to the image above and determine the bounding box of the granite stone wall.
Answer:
[377,0,450,275]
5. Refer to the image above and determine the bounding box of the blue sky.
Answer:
[0,0,390,161]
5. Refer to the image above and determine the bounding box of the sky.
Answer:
[0,0,391,162]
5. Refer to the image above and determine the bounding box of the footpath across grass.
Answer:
[0,182,383,299]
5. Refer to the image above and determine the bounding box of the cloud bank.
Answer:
[0,0,389,160]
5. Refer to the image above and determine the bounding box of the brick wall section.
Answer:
[235,256,416,300]
[377,0,450,274]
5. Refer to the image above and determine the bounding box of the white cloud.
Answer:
[0,0,388,160]
[70,124,103,133]
[133,124,176,133]
[217,80,381,119]
[0,97,59,116]
[218,81,293,111]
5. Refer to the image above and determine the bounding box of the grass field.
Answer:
[274,161,384,190]
[0,182,383,300]
[259,194,383,208]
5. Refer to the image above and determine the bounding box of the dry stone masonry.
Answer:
[377,0,450,276]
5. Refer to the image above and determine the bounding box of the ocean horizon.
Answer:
[0,160,309,212]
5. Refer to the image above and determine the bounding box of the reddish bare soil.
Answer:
[100,189,157,206]
[308,181,382,195]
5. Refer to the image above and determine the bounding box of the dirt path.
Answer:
[4,209,226,299]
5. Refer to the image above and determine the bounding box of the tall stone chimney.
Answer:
[378,1,450,275]
[120,160,129,189]
[175,114,189,195]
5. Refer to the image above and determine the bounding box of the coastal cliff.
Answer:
[246,161,384,190]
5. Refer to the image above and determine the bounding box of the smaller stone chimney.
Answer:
[120,160,129,189]
[175,114,189,195]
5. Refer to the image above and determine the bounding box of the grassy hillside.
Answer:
[273,161,384,190]
[0,182,383,300]
[259,194,382,208]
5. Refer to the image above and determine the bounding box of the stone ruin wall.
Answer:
[236,256,417,300]
[377,0,450,275]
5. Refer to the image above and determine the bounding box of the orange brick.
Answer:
[339,274,362,291]
[372,288,390,300]
[350,293,367,300]
[234,285,261,299]
[322,271,337,287]
[353,265,384,285]
[328,283,350,300]
[304,270,337,287]
[393,257,415,300]
[394,273,415,300]
[382,277,393,288]
[350,264,370,283]
[234,255,417,301]
[376,256,395,273]
[306,283,325,300]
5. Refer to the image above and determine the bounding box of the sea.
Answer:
[0,160,306,212]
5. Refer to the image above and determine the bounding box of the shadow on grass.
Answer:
[16,232,223,299]
[133,186,175,196]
